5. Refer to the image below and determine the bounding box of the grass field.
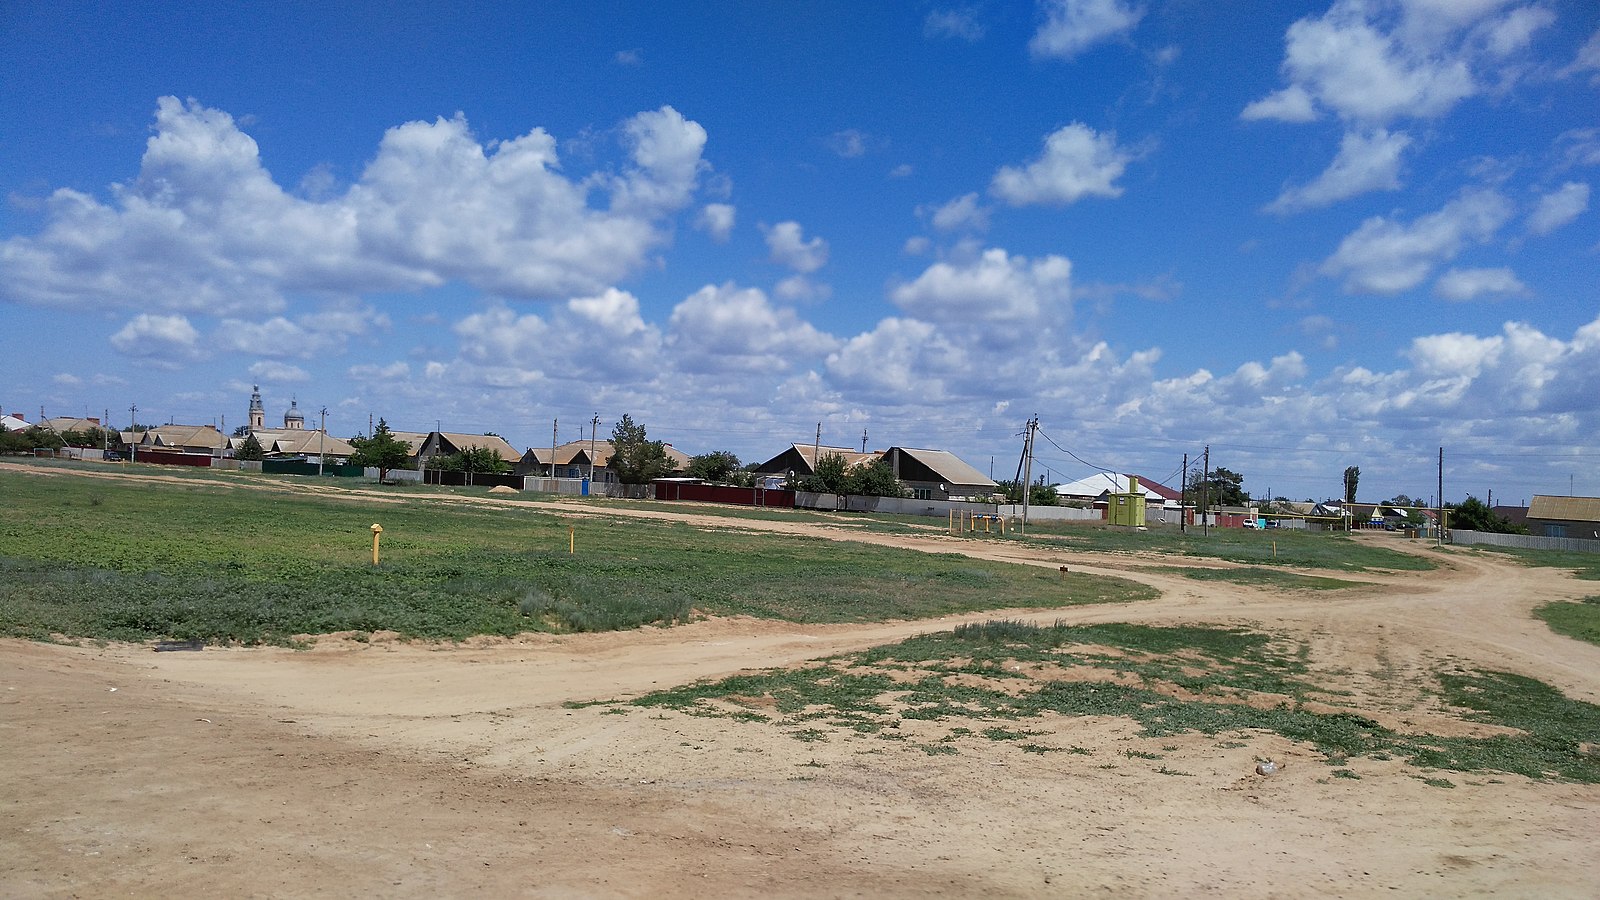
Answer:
[1019,521,1435,572]
[617,619,1600,783]
[0,467,1155,643]
[1535,597,1600,647]
[1139,565,1364,591]
[1472,545,1600,581]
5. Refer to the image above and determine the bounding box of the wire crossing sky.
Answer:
[2,1,1597,503]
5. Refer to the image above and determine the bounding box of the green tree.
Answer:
[609,414,676,484]
[348,419,414,481]
[0,425,33,453]
[800,451,850,493]
[1187,466,1246,507]
[685,450,742,483]
[1446,496,1526,534]
[462,447,510,475]
[427,448,510,476]
[846,458,910,498]
[1028,478,1060,507]
[26,427,65,451]
[60,427,112,448]
[234,434,266,461]
[1343,466,1360,505]
[1385,494,1427,526]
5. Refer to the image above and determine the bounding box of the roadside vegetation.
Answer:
[1471,545,1600,581]
[1139,566,1363,591]
[617,619,1600,784]
[0,468,1153,644]
[1535,597,1600,647]
[1020,521,1435,573]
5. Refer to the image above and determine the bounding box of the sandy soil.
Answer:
[4,467,1600,897]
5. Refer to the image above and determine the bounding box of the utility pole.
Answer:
[1181,452,1188,533]
[102,408,109,458]
[318,407,328,476]
[129,404,137,463]
[219,414,225,460]
[861,428,868,454]
[551,418,559,479]
[1202,444,1210,537]
[813,422,822,474]
[588,413,601,483]
[1020,415,1037,536]
[1437,446,1444,548]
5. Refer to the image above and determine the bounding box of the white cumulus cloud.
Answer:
[891,247,1072,338]
[763,221,829,273]
[1242,0,1533,126]
[667,282,840,374]
[925,192,991,232]
[1433,267,1529,301]
[697,203,736,242]
[1320,189,1511,294]
[0,97,709,315]
[248,361,311,383]
[991,123,1132,206]
[924,7,986,42]
[1267,128,1412,212]
[110,313,202,362]
[1029,0,1144,60]
[1527,181,1589,235]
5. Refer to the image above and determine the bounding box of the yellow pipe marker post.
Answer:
[370,523,383,566]
[569,525,575,555]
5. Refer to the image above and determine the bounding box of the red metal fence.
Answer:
[653,481,795,509]
[131,449,213,467]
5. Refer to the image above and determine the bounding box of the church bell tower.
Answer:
[249,385,265,432]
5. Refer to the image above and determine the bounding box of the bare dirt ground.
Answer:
[4,469,1600,897]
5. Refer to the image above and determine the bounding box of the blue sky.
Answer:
[2,1,1597,504]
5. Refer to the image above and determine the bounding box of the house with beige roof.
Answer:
[1526,495,1600,540]
[518,439,691,482]
[752,444,882,482]
[138,424,228,456]
[751,442,997,501]
[417,432,524,470]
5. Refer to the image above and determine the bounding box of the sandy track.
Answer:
[4,466,1599,897]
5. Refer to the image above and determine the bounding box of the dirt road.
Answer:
[4,470,1599,897]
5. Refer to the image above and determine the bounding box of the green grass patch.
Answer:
[1471,546,1600,580]
[1020,522,1433,573]
[0,467,1154,644]
[1534,597,1600,647]
[620,619,1600,783]
[1143,566,1363,591]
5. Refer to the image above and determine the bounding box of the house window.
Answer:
[1544,524,1567,538]
[913,488,932,500]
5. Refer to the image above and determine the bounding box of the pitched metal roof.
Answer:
[42,416,105,433]
[1057,472,1157,499]
[387,431,429,453]
[888,447,996,488]
[1528,495,1600,523]
[142,424,227,451]
[432,432,523,461]
[244,429,356,457]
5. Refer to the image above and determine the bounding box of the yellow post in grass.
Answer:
[569,524,575,555]
[370,523,383,565]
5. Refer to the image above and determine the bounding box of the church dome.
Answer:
[284,398,305,428]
